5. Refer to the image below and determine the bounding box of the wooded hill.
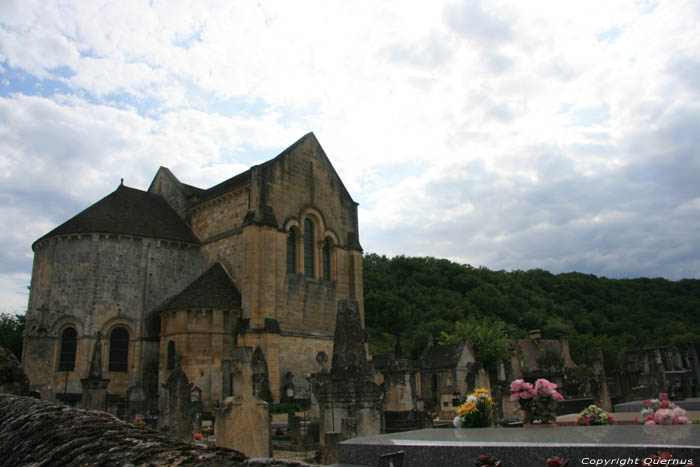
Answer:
[363,253,700,372]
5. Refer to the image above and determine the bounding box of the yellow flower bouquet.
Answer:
[455,388,494,428]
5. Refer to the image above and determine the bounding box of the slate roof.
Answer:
[34,184,200,247]
[158,263,241,311]
[193,170,252,206]
[421,343,466,369]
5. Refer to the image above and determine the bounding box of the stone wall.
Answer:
[191,188,250,241]
[24,234,204,399]
[148,167,196,223]
[200,233,244,288]
[159,308,239,411]
[240,332,333,401]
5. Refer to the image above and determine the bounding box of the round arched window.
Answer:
[58,327,77,371]
[109,327,129,372]
[167,340,176,370]
[304,218,315,277]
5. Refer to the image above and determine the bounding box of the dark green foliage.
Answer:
[439,316,511,374]
[268,402,302,414]
[0,314,24,360]
[363,253,700,372]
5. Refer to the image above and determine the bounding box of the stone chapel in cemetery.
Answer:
[22,132,364,414]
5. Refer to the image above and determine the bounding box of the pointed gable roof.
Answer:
[264,131,356,204]
[195,169,252,206]
[158,263,241,311]
[34,184,200,247]
[191,132,356,208]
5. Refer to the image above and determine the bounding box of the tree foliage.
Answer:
[363,253,700,371]
[0,313,25,360]
[439,316,511,373]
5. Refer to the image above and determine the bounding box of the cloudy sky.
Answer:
[1,0,699,314]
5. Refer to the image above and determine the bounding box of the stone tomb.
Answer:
[215,346,271,459]
[312,299,383,464]
[338,426,700,467]
[80,333,110,411]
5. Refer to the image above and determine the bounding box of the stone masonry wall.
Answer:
[191,188,249,241]
[159,308,238,411]
[149,168,195,223]
[237,333,333,401]
[200,234,244,293]
[24,234,204,398]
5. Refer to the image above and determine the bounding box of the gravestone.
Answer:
[161,355,195,441]
[323,432,344,465]
[342,416,358,439]
[380,359,429,432]
[590,348,612,412]
[653,349,668,394]
[312,299,383,463]
[252,346,273,403]
[127,385,146,418]
[288,413,302,446]
[215,346,271,458]
[80,333,110,411]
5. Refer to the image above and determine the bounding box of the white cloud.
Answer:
[1,0,700,309]
[0,273,30,315]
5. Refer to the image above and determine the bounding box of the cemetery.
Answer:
[1,134,699,465]
[3,300,700,466]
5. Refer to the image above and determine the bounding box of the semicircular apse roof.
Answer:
[34,183,200,246]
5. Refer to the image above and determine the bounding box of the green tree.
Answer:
[362,252,700,371]
[439,316,511,374]
[0,313,25,359]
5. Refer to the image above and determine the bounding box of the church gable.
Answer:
[148,167,205,224]
[251,132,360,250]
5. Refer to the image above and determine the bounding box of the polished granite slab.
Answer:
[338,426,700,467]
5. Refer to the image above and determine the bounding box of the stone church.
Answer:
[22,132,364,414]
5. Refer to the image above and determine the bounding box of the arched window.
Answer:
[167,340,176,370]
[303,218,315,277]
[322,239,331,280]
[286,228,297,273]
[58,327,77,371]
[109,327,129,372]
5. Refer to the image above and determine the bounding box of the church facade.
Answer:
[22,133,364,413]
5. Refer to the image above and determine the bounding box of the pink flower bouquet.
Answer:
[510,378,564,424]
[640,393,692,425]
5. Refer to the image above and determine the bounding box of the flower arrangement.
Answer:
[640,393,692,425]
[546,457,569,467]
[509,378,564,424]
[576,404,615,426]
[455,388,495,428]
